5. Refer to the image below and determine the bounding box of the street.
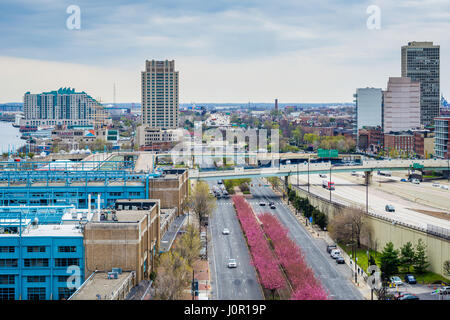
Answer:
[249,178,364,300]
[207,181,263,300]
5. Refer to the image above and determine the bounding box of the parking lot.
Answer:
[387,283,450,300]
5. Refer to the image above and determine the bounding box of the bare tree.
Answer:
[187,181,217,233]
[173,224,202,267]
[329,206,367,248]
[153,251,191,300]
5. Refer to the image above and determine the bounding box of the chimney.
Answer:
[88,194,91,218]
[97,194,101,221]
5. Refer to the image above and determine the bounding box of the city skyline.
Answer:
[0,0,449,103]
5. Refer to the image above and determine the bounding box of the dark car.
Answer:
[397,294,419,300]
[326,244,337,253]
[404,274,417,284]
[336,257,345,264]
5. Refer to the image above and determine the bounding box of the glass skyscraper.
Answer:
[401,41,440,127]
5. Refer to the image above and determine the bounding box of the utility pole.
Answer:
[307,155,310,193]
[329,162,332,203]
[366,171,369,214]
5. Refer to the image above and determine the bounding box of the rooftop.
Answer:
[70,271,134,300]
[0,223,83,237]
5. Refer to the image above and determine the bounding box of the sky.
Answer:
[0,0,449,103]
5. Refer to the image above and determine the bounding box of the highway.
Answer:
[289,172,450,230]
[207,181,263,300]
[248,178,364,300]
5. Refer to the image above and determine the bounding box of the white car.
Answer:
[389,276,404,286]
[330,249,342,259]
[432,183,440,187]
[441,185,449,190]
[227,259,237,268]
[411,179,420,184]
[222,228,230,235]
[319,174,327,178]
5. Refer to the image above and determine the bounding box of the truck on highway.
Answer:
[377,170,392,177]
[322,180,335,190]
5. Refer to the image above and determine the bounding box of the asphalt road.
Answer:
[249,178,364,300]
[207,181,263,300]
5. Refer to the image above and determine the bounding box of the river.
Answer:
[0,121,25,154]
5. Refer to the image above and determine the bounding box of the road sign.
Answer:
[309,217,313,224]
[318,149,338,158]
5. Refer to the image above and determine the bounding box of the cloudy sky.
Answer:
[0,0,449,103]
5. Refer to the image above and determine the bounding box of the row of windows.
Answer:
[0,275,71,284]
[0,258,79,268]
[0,287,77,301]
[1,246,77,254]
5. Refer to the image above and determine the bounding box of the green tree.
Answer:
[399,242,415,273]
[379,242,400,280]
[153,251,191,300]
[173,224,202,267]
[368,255,377,269]
[413,239,429,274]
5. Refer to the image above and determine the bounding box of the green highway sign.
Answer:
[318,149,339,158]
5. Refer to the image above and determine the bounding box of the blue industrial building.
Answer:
[0,223,85,300]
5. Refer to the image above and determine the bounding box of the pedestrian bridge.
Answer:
[188,159,450,180]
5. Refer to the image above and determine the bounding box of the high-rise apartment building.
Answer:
[22,88,106,127]
[401,41,440,126]
[141,60,179,129]
[383,77,421,133]
[355,88,383,130]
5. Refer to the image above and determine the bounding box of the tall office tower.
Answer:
[355,88,383,130]
[275,99,278,111]
[141,60,179,129]
[401,41,440,126]
[22,87,105,127]
[383,77,421,133]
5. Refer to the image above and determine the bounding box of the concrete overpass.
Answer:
[188,159,450,181]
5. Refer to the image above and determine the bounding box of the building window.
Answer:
[0,259,18,268]
[27,246,46,253]
[24,259,49,267]
[0,275,15,285]
[57,275,70,283]
[27,287,46,300]
[58,246,76,253]
[55,258,79,267]
[0,288,15,300]
[58,287,76,300]
[27,276,46,283]
[0,246,15,253]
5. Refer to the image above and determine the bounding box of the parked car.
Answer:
[351,171,357,176]
[326,244,337,253]
[397,293,419,300]
[389,276,404,286]
[441,185,449,190]
[439,286,450,295]
[227,258,237,268]
[319,174,327,178]
[336,256,345,264]
[411,179,420,184]
[385,204,395,212]
[222,228,230,235]
[330,249,342,259]
[218,180,223,184]
[432,183,440,187]
[400,179,407,182]
[404,274,417,284]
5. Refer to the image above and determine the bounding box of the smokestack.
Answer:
[97,193,101,221]
[88,194,91,218]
